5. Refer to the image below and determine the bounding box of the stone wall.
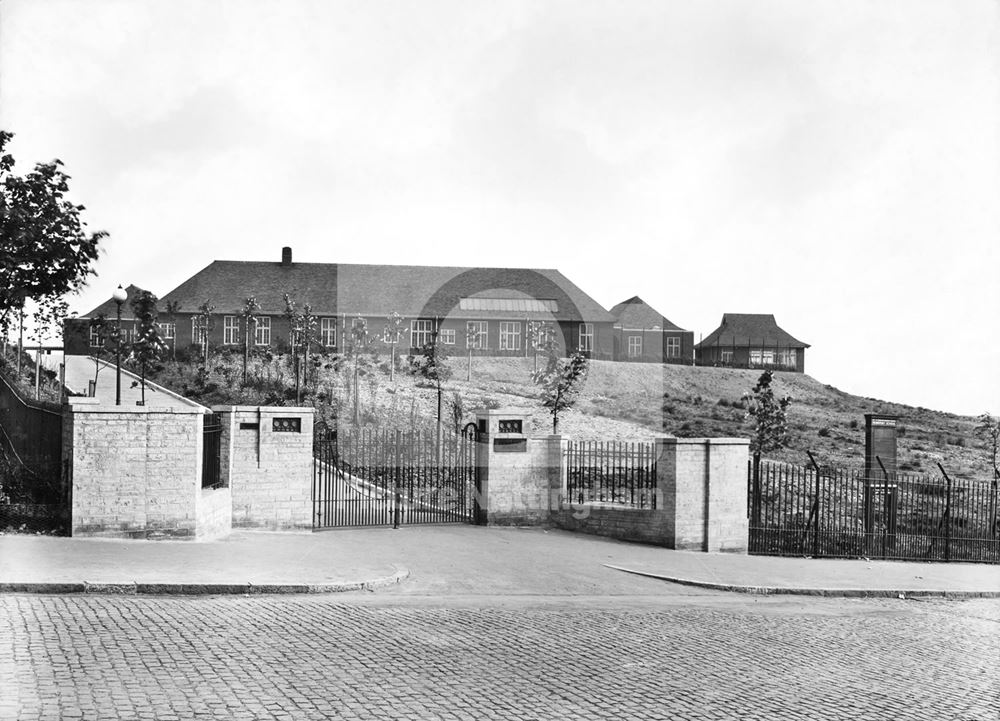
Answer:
[216,406,314,530]
[67,398,206,538]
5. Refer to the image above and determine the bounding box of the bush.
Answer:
[848,419,859,430]
[818,427,832,438]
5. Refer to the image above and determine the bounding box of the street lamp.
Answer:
[112,284,128,405]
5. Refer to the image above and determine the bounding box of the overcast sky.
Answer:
[2,0,997,416]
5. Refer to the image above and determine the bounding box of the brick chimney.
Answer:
[281,246,292,265]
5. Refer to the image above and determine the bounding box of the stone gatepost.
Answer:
[215,406,315,530]
[657,437,750,552]
[473,408,562,525]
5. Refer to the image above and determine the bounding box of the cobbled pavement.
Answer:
[1,594,998,720]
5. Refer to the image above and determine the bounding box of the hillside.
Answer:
[146,352,993,480]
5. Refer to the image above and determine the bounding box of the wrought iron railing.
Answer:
[749,458,999,563]
[565,440,658,508]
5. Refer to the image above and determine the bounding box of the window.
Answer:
[781,349,797,367]
[158,322,175,340]
[498,322,521,351]
[627,336,642,357]
[192,317,207,346]
[320,318,337,347]
[466,321,487,349]
[578,323,593,352]
[89,324,103,347]
[664,336,680,358]
[458,298,558,313]
[750,350,762,365]
[720,350,733,363]
[761,351,774,365]
[533,322,555,350]
[223,316,239,345]
[411,319,435,348]
[255,316,271,346]
[439,328,456,345]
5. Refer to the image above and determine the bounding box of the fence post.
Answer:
[393,429,402,529]
[751,452,761,526]
[937,463,952,562]
[806,451,821,557]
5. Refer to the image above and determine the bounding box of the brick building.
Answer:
[608,296,694,364]
[65,248,617,360]
[695,313,809,373]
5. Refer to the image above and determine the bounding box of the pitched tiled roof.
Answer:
[158,260,615,322]
[695,314,809,349]
[79,284,150,320]
[608,296,685,331]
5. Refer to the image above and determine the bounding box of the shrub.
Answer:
[848,419,859,430]
[818,427,832,438]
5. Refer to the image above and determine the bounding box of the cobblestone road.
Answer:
[2,594,998,720]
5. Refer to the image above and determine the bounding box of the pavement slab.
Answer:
[1,526,998,597]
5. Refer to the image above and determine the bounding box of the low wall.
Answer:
[551,504,670,545]
[216,406,314,530]
[472,409,750,553]
[67,399,207,539]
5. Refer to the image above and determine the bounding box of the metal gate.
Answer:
[312,424,479,529]
[201,413,223,489]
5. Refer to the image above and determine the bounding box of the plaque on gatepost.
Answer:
[863,414,899,548]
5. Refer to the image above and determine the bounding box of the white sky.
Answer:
[2,0,997,416]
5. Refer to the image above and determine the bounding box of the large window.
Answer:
[192,317,207,346]
[223,316,239,345]
[255,316,271,346]
[498,321,521,351]
[578,323,593,352]
[779,349,797,367]
[411,319,435,348]
[158,322,175,341]
[89,324,103,347]
[320,318,337,347]
[664,336,680,358]
[720,350,734,363]
[439,328,456,345]
[466,321,487,349]
[627,335,642,357]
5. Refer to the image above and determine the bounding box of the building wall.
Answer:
[218,405,315,530]
[613,329,695,364]
[696,344,805,373]
[166,312,613,360]
[66,400,214,539]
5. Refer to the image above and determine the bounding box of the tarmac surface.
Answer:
[1,525,998,597]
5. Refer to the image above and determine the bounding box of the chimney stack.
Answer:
[281,246,292,265]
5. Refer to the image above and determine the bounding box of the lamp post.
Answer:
[112,284,128,405]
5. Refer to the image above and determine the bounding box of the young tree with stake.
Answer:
[531,341,588,434]
[128,290,167,405]
[743,370,792,525]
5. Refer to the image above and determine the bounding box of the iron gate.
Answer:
[313,424,479,529]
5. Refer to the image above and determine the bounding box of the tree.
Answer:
[239,296,261,385]
[194,301,215,365]
[349,315,371,424]
[531,344,588,434]
[127,290,167,405]
[163,300,181,361]
[465,323,483,382]
[87,314,114,393]
[383,312,407,383]
[974,413,999,479]
[743,370,792,525]
[409,336,452,439]
[0,131,105,370]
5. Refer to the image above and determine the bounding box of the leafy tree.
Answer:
[449,391,466,435]
[127,290,167,405]
[239,296,260,385]
[974,413,999,479]
[349,315,371,424]
[531,344,588,434]
[194,301,215,365]
[163,300,181,361]
[86,314,114,392]
[743,370,792,524]
[383,312,407,383]
[409,336,452,437]
[465,323,483,382]
[0,131,105,370]
[300,303,318,387]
